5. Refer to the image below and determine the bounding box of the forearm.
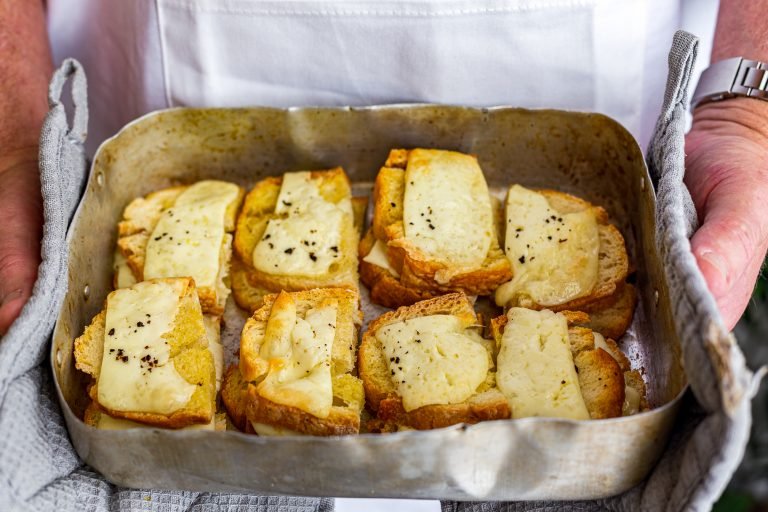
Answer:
[692,0,768,154]
[0,0,52,162]
[711,0,768,61]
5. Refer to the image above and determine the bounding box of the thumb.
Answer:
[0,158,42,335]
[689,177,768,330]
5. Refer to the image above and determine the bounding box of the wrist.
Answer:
[691,97,768,144]
[0,146,38,175]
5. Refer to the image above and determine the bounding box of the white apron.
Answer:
[48,0,689,156]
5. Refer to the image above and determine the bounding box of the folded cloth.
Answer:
[0,31,761,512]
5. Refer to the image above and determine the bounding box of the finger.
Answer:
[0,162,42,335]
[690,178,768,329]
[0,237,39,334]
[709,246,766,330]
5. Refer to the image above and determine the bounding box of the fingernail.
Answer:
[0,288,23,307]
[698,250,730,296]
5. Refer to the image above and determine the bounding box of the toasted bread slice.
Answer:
[238,288,364,435]
[363,149,511,306]
[115,181,245,315]
[231,194,368,313]
[359,293,510,430]
[589,330,650,415]
[491,309,645,419]
[233,169,360,296]
[495,187,630,314]
[74,278,216,429]
[580,283,637,340]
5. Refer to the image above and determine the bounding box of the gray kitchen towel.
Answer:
[443,30,765,512]
[0,31,761,512]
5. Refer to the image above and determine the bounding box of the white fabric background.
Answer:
[48,0,698,155]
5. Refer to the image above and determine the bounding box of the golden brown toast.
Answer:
[359,292,510,431]
[115,181,244,315]
[360,149,512,307]
[238,288,364,435]
[233,169,360,296]
[231,193,368,313]
[580,283,638,340]
[490,309,646,419]
[74,278,216,429]
[495,188,630,314]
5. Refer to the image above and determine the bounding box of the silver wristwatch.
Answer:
[691,57,768,109]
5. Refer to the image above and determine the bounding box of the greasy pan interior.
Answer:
[52,105,685,500]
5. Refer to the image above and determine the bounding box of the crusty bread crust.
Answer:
[568,327,624,419]
[221,364,250,432]
[359,293,510,430]
[74,277,216,429]
[375,389,510,430]
[230,256,273,313]
[114,183,244,315]
[245,384,360,436]
[367,150,512,300]
[222,366,365,435]
[233,168,360,294]
[581,283,637,340]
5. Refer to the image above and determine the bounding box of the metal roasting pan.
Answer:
[51,105,686,500]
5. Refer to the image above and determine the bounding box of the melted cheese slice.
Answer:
[99,281,197,415]
[252,171,351,276]
[144,180,240,290]
[497,308,589,420]
[255,293,336,418]
[495,185,599,307]
[592,332,641,416]
[363,239,400,278]
[375,314,489,412]
[402,149,493,268]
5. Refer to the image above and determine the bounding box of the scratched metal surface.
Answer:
[51,105,685,500]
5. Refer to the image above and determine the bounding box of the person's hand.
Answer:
[0,147,42,335]
[685,98,768,330]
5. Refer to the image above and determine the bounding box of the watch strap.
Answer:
[691,57,768,109]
